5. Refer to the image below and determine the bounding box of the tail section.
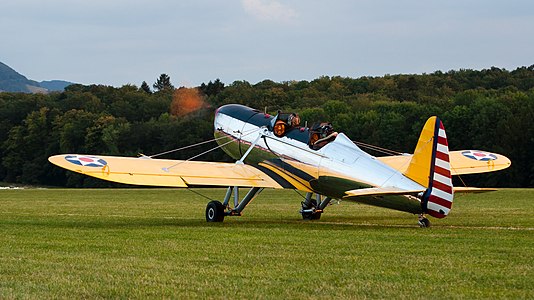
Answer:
[404,117,454,218]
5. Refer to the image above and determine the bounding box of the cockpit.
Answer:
[308,122,338,150]
[270,111,301,137]
[269,111,338,150]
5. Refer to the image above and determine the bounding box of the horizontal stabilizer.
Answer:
[343,187,424,198]
[378,150,511,175]
[453,187,498,193]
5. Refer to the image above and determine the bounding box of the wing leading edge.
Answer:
[48,154,287,189]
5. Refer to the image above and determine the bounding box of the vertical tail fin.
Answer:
[404,117,454,218]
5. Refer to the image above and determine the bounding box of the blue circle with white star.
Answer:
[65,155,108,167]
[461,150,497,161]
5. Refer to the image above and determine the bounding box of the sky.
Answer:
[1,0,533,87]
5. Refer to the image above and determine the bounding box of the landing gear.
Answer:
[418,214,431,228]
[300,192,332,220]
[205,186,263,223]
[301,199,322,220]
[206,201,225,222]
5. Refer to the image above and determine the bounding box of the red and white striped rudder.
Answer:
[422,118,454,218]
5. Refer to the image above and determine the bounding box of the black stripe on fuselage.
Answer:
[253,164,296,189]
[264,159,316,182]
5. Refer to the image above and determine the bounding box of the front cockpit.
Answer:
[270,111,302,137]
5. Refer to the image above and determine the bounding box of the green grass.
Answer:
[0,188,533,299]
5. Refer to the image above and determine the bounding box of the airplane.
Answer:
[48,104,511,227]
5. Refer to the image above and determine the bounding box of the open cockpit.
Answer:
[269,110,337,150]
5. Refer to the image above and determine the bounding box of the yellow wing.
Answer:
[48,154,287,188]
[378,150,511,175]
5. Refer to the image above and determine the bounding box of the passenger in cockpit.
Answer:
[309,123,338,150]
[272,111,301,137]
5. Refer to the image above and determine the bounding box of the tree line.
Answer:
[1,67,533,187]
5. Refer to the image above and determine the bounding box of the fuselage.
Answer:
[213,104,426,214]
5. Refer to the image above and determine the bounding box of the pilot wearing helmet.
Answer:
[309,123,338,150]
[272,112,301,137]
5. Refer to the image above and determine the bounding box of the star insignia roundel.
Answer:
[65,155,108,167]
[461,150,497,161]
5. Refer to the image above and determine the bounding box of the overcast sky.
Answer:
[1,0,533,87]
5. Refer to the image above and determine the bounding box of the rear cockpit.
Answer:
[308,122,338,150]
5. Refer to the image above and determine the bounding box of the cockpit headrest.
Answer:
[287,113,300,127]
[271,111,300,129]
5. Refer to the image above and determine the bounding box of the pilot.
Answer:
[272,112,301,137]
[311,123,338,150]
[287,113,300,127]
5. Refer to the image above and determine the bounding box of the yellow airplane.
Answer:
[49,104,511,227]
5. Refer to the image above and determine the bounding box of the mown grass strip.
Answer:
[0,189,532,298]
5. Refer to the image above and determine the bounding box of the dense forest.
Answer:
[1,66,533,188]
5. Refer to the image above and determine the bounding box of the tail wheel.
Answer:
[206,200,225,222]
[418,217,431,228]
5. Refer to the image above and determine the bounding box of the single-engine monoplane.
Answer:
[49,104,511,227]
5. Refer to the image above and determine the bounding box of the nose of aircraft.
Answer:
[213,108,220,130]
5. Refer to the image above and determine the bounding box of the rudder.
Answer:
[404,117,454,218]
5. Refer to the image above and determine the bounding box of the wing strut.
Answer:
[237,129,267,164]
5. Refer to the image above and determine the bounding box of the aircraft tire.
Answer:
[301,199,322,220]
[418,217,431,228]
[206,201,225,222]
[302,211,321,220]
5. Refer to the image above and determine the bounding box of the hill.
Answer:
[0,61,74,93]
[39,80,74,92]
[0,61,44,93]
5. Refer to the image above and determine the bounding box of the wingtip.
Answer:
[48,154,63,164]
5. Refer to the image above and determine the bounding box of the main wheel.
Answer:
[206,201,225,222]
[302,211,322,220]
[301,199,321,220]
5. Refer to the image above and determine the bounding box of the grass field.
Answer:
[0,188,533,299]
